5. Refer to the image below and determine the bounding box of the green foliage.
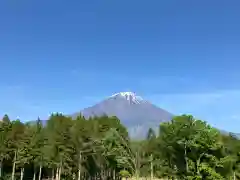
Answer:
[146,128,156,140]
[198,163,224,180]
[0,117,11,162]
[0,113,240,180]
[2,115,10,124]
[119,169,131,178]
[154,115,240,179]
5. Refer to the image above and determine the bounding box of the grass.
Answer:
[127,178,163,180]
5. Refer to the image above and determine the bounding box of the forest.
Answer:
[0,113,240,180]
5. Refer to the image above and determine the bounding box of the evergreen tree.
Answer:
[0,116,11,178]
[0,113,239,180]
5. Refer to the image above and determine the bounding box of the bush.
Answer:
[119,170,131,178]
[0,174,11,180]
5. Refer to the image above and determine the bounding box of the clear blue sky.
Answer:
[0,0,240,132]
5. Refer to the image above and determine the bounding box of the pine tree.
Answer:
[8,120,25,180]
[2,114,10,124]
[0,116,11,178]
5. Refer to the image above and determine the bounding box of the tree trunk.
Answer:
[78,151,82,180]
[196,158,200,175]
[233,171,236,180]
[56,168,59,180]
[52,169,54,180]
[59,166,62,180]
[196,153,205,175]
[100,169,104,180]
[20,168,24,180]
[184,142,188,173]
[113,169,115,180]
[11,151,17,180]
[33,171,36,180]
[150,154,153,180]
[135,151,139,180]
[78,168,81,180]
[58,167,62,180]
[38,165,42,180]
[0,161,2,178]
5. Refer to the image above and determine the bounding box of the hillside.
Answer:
[72,92,173,138]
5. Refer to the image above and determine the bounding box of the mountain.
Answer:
[27,91,239,139]
[72,92,173,139]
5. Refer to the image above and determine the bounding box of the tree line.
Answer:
[0,113,240,180]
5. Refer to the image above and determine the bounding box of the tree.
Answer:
[220,134,240,179]
[0,116,11,178]
[146,128,156,140]
[0,112,239,180]
[158,115,224,179]
[70,115,93,180]
[44,113,73,180]
[15,125,34,180]
[29,118,46,180]
[101,128,138,179]
[8,120,26,180]
[2,115,10,124]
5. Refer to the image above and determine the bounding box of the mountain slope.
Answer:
[73,92,173,139]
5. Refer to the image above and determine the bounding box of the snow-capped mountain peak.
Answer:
[110,92,144,104]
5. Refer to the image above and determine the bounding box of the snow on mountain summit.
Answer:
[110,92,144,104]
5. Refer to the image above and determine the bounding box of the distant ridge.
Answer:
[27,92,240,139]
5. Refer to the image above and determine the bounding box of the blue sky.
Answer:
[0,0,240,132]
